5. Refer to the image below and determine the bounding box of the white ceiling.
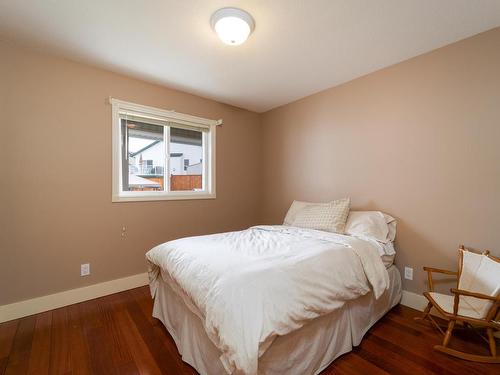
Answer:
[1,1,500,113]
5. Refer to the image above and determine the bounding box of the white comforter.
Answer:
[146,225,389,375]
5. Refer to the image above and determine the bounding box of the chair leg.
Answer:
[487,328,497,357]
[422,302,432,317]
[414,302,448,335]
[428,315,445,335]
[442,319,456,347]
[414,302,433,322]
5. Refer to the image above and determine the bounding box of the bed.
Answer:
[146,208,402,375]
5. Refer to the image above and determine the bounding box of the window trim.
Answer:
[111,98,219,202]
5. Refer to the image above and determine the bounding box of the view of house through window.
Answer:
[170,126,203,191]
[121,119,204,192]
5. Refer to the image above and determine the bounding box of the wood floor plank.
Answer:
[27,311,52,375]
[370,332,458,374]
[0,359,7,375]
[48,308,71,375]
[4,316,36,375]
[370,317,489,375]
[79,299,118,375]
[128,287,196,374]
[98,291,139,373]
[67,303,92,375]
[384,307,498,374]
[124,290,185,373]
[129,288,156,325]
[326,352,390,375]
[354,331,440,375]
[0,320,18,375]
[114,306,162,375]
[98,293,134,365]
[0,286,497,375]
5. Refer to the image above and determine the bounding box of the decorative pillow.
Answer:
[290,198,350,234]
[345,211,396,243]
[283,200,328,226]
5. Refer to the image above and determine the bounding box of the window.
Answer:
[111,99,219,201]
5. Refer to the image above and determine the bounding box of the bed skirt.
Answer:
[152,266,402,375]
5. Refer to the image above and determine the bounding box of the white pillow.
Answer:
[289,198,350,234]
[345,211,396,243]
[383,213,397,242]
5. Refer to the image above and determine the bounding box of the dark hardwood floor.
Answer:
[0,286,498,374]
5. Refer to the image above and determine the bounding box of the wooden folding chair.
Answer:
[420,245,500,363]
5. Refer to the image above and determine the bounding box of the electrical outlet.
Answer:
[81,263,90,276]
[404,266,413,280]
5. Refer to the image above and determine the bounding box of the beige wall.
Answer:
[260,28,500,294]
[2,27,499,306]
[0,41,262,305]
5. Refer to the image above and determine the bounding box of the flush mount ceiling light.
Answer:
[210,7,255,46]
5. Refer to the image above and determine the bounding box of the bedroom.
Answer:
[0,1,499,374]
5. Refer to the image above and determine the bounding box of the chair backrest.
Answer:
[458,248,500,319]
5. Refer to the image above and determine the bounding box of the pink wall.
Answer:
[260,28,500,294]
[2,27,499,304]
[0,41,263,305]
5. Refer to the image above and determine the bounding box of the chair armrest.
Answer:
[423,267,458,276]
[423,267,457,292]
[450,288,500,302]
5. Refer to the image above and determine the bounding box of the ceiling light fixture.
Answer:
[210,7,255,46]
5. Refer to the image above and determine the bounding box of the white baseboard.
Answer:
[400,290,429,311]
[0,272,149,323]
[1,277,430,324]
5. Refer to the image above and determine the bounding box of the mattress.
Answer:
[152,265,402,375]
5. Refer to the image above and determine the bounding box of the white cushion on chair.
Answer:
[458,251,500,318]
[428,292,483,319]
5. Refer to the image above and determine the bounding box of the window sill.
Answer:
[112,192,216,202]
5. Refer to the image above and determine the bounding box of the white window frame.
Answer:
[111,98,220,202]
